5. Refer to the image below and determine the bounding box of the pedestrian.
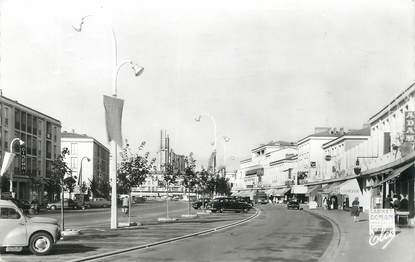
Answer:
[384,195,393,209]
[122,196,129,216]
[392,194,401,210]
[351,197,360,222]
[399,194,409,211]
[269,195,274,204]
[323,197,327,209]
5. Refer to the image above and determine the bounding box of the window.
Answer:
[53,127,57,142]
[32,116,37,135]
[384,132,391,154]
[0,208,21,219]
[4,107,9,127]
[15,109,20,130]
[71,157,78,169]
[71,143,78,155]
[21,111,26,131]
[4,130,8,149]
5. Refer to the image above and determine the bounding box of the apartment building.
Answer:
[0,94,61,203]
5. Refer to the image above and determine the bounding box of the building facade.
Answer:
[61,131,110,198]
[0,95,61,203]
[321,127,370,180]
[296,128,340,183]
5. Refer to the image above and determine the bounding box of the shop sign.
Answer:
[368,209,395,248]
[292,185,307,194]
[20,147,26,176]
[404,111,415,142]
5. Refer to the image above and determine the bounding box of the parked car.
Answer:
[208,197,252,213]
[46,199,82,210]
[0,199,61,255]
[235,196,254,207]
[84,198,111,208]
[253,191,268,204]
[287,200,300,210]
[10,199,31,214]
[192,198,211,209]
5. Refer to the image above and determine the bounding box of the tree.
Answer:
[160,162,180,218]
[45,148,72,201]
[88,177,99,198]
[180,153,198,215]
[117,141,155,194]
[215,175,231,196]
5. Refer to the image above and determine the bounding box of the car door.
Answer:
[0,207,27,246]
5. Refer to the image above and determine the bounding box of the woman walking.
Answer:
[351,197,360,222]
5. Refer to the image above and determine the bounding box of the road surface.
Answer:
[98,204,333,262]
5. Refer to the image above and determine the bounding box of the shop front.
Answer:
[357,152,415,225]
[266,187,291,203]
[306,185,322,206]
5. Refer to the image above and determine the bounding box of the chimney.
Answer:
[314,127,330,134]
[72,129,75,133]
[340,127,344,135]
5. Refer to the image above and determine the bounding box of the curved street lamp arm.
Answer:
[196,113,217,150]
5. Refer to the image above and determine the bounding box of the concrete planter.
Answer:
[181,214,198,218]
[61,229,81,238]
[118,222,140,227]
[157,217,178,222]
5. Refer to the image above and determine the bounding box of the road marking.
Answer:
[68,209,260,262]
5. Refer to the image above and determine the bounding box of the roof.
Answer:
[0,95,61,124]
[251,140,296,152]
[369,82,415,123]
[61,131,94,139]
[322,127,370,149]
[0,199,17,207]
[61,131,110,152]
[297,130,340,145]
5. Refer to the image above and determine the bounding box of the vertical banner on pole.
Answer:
[103,95,124,147]
[103,95,124,229]
[0,152,15,177]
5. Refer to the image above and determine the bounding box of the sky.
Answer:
[0,0,413,170]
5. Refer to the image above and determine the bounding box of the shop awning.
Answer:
[237,191,253,197]
[322,182,342,194]
[372,162,414,188]
[267,187,290,196]
[329,179,361,195]
[306,185,321,196]
[245,167,264,176]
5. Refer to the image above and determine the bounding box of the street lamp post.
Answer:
[195,113,217,173]
[73,15,144,229]
[9,138,24,196]
[222,136,230,177]
[78,156,91,188]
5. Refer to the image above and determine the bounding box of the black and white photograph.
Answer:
[0,0,414,261]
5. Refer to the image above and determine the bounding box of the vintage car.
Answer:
[46,199,83,210]
[287,200,300,210]
[208,197,251,213]
[0,200,61,255]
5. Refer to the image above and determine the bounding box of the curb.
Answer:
[303,209,343,262]
[68,208,260,262]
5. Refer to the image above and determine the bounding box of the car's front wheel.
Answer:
[29,232,53,256]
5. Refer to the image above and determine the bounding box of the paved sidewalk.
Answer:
[307,207,415,262]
